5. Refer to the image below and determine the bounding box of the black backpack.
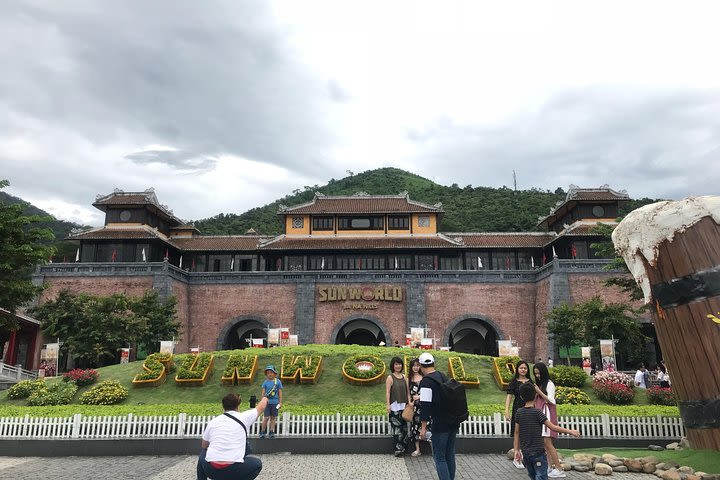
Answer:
[428,371,469,426]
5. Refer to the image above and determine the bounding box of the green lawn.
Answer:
[0,344,678,417]
[558,448,720,475]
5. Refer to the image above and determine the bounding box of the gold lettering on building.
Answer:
[318,285,403,303]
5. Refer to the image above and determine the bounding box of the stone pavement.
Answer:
[0,453,644,479]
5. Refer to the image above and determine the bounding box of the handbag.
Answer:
[401,403,414,422]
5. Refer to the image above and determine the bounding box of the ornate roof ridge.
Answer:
[443,231,555,237]
[278,191,442,213]
[565,184,630,200]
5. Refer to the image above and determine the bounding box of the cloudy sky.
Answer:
[1,1,719,226]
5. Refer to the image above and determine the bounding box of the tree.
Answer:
[546,303,584,364]
[0,180,55,328]
[546,296,648,367]
[32,290,181,368]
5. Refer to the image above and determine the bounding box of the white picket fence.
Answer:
[0,413,684,440]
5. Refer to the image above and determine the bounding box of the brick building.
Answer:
[32,186,652,364]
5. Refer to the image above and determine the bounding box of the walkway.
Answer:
[0,453,643,479]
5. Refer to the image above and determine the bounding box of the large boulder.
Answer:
[623,459,644,473]
[595,463,613,476]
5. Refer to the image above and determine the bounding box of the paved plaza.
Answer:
[0,453,645,480]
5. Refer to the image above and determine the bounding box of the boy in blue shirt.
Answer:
[260,365,283,438]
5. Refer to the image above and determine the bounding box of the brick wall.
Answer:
[425,283,538,358]
[171,280,190,352]
[534,277,550,361]
[187,284,297,351]
[39,276,154,302]
[314,284,407,344]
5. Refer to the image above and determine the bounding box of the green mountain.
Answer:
[195,167,571,235]
[0,191,85,260]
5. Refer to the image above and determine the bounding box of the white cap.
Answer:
[418,352,435,365]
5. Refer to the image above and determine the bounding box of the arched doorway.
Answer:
[333,316,389,346]
[218,317,268,350]
[446,317,503,356]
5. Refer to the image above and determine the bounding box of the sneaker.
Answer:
[512,459,524,469]
[269,431,276,438]
[394,449,404,457]
[259,431,266,439]
[548,468,566,478]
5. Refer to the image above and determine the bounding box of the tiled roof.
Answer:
[69,225,169,241]
[279,193,443,215]
[171,236,269,251]
[447,232,556,248]
[259,235,460,250]
[93,189,184,224]
[558,221,617,236]
[537,186,630,229]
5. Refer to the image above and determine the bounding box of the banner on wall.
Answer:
[420,338,433,350]
[160,341,175,355]
[581,346,591,359]
[281,329,290,340]
[267,329,280,346]
[288,335,299,346]
[410,328,424,347]
[251,338,265,348]
[497,340,514,357]
[191,346,200,354]
[599,340,616,371]
[405,334,412,346]
[120,348,130,364]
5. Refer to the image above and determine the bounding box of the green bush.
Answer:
[549,365,587,388]
[555,386,590,405]
[449,357,479,382]
[27,382,77,406]
[646,387,676,406]
[79,380,129,405]
[223,354,256,378]
[133,352,173,381]
[6,380,46,399]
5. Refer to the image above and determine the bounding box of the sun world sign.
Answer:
[318,285,404,310]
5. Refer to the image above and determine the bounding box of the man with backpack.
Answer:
[418,352,468,480]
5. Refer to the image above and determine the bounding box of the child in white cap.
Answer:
[259,365,283,438]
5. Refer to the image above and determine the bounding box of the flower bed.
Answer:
[175,353,214,387]
[281,355,323,384]
[492,355,520,390]
[555,386,590,405]
[593,381,635,404]
[342,354,386,386]
[132,352,173,388]
[79,380,128,405]
[221,354,258,385]
[448,357,480,388]
[62,368,99,387]
[646,386,676,406]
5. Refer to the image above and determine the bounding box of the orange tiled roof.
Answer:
[69,225,168,241]
[447,232,555,248]
[171,236,269,251]
[279,193,443,215]
[537,186,629,229]
[259,234,460,250]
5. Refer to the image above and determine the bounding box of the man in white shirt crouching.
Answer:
[197,393,268,480]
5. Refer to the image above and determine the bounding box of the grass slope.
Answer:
[0,345,679,417]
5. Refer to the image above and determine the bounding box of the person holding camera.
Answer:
[196,392,268,480]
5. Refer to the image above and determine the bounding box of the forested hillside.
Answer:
[0,191,85,260]
[194,168,656,235]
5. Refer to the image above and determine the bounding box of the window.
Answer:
[292,217,304,229]
[388,215,409,230]
[439,256,459,270]
[309,256,331,270]
[338,216,384,230]
[312,216,334,231]
[418,216,430,227]
[465,252,489,270]
[491,250,515,270]
[418,255,436,270]
[391,255,413,269]
[287,256,304,271]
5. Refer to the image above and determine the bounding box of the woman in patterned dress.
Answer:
[406,358,424,456]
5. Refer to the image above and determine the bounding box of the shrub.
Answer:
[549,365,586,388]
[593,381,635,404]
[555,386,590,405]
[6,380,46,400]
[134,353,173,382]
[647,386,676,406]
[79,380,129,405]
[449,357,479,383]
[27,382,77,406]
[62,368,99,387]
[342,355,386,379]
[223,354,257,378]
[176,353,213,380]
